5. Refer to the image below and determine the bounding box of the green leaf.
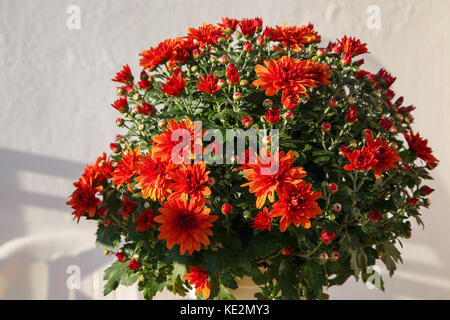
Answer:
[96,223,121,251]
[209,273,220,299]
[103,261,127,296]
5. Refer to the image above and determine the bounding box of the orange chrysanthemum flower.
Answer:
[365,130,401,178]
[80,153,114,186]
[240,149,306,208]
[217,17,239,32]
[135,152,176,202]
[404,130,439,169]
[183,266,210,299]
[343,147,375,172]
[337,36,368,57]
[139,38,198,71]
[264,24,321,51]
[252,56,331,99]
[270,181,322,231]
[152,118,202,162]
[155,197,218,255]
[111,147,141,193]
[187,23,223,47]
[168,162,211,202]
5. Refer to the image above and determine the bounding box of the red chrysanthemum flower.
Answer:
[337,36,368,57]
[154,197,218,255]
[168,162,211,202]
[196,73,221,95]
[320,230,335,244]
[404,130,439,168]
[270,181,322,231]
[135,152,175,202]
[80,153,114,186]
[264,24,321,51]
[111,97,129,113]
[377,68,396,88]
[127,259,140,271]
[365,130,401,178]
[151,118,203,162]
[111,147,141,193]
[239,17,262,37]
[137,102,155,116]
[252,56,331,98]
[218,17,239,32]
[112,64,133,84]
[226,63,240,85]
[139,38,197,71]
[161,70,186,96]
[252,207,273,231]
[66,177,102,222]
[265,108,280,124]
[187,23,223,46]
[136,209,157,232]
[116,252,126,262]
[346,106,357,123]
[379,117,393,131]
[343,146,375,172]
[118,195,137,217]
[240,149,307,208]
[183,266,210,299]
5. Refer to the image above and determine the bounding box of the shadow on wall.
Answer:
[0,147,185,299]
[0,147,121,299]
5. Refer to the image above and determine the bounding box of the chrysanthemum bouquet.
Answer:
[67,17,438,300]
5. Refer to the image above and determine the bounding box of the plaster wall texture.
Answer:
[0,0,449,299]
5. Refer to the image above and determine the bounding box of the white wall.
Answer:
[0,0,449,299]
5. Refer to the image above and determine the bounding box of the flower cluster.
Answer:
[68,17,438,300]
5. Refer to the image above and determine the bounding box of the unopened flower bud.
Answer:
[348,96,356,104]
[262,99,273,108]
[104,219,111,227]
[158,119,167,128]
[221,203,232,215]
[262,136,271,146]
[321,122,331,132]
[329,98,338,108]
[117,87,126,96]
[319,252,328,263]
[209,56,218,64]
[239,79,249,87]
[333,203,342,212]
[244,41,253,52]
[233,92,242,101]
[369,210,381,222]
[217,79,226,88]
[256,36,265,46]
[330,252,340,262]
[219,55,228,65]
[242,116,253,128]
[116,118,124,127]
[328,183,338,194]
[110,143,121,153]
[283,111,294,122]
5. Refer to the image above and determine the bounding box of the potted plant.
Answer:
[67,17,438,300]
